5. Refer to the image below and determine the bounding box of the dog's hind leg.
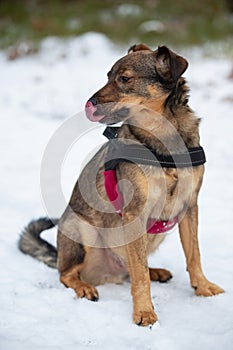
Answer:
[57,230,99,301]
[149,268,172,283]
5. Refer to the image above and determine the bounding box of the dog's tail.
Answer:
[18,217,59,268]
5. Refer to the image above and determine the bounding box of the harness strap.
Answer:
[103,126,119,140]
[103,127,206,170]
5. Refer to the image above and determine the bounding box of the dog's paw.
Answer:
[133,309,158,327]
[74,283,99,301]
[193,280,224,297]
[149,268,172,283]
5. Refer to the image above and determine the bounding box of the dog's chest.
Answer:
[145,166,200,219]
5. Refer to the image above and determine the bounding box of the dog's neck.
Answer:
[119,78,200,155]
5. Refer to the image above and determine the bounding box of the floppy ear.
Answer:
[128,43,152,54]
[155,46,188,81]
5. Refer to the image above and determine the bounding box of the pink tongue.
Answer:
[85,101,105,122]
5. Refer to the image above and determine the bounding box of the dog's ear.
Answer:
[128,43,152,54]
[155,46,188,81]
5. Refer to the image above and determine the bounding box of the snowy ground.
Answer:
[0,33,233,350]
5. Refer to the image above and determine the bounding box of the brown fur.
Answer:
[57,45,224,326]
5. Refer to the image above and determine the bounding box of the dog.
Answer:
[19,43,224,326]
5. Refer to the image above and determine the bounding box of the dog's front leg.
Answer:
[124,215,158,326]
[179,205,224,296]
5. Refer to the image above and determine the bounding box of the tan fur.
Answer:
[60,264,99,300]
[57,45,224,326]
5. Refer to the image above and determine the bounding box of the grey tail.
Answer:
[18,217,59,268]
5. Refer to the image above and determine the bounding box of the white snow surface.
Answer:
[1,33,233,350]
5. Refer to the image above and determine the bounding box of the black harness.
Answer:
[103,126,206,170]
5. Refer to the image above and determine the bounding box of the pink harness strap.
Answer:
[103,170,178,234]
[104,170,123,215]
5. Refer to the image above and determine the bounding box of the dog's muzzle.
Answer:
[85,98,105,122]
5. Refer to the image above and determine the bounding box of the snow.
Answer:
[1,33,233,349]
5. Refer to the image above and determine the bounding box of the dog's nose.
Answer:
[86,97,97,107]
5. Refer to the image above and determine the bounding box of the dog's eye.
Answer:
[119,76,131,83]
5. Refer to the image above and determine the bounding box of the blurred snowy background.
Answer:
[0,1,233,349]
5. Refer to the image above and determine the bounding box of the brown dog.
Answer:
[19,44,224,326]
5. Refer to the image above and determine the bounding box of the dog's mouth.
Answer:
[85,100,130,125]
[85,101,106,122]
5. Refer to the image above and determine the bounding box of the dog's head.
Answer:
[85,44,188,124]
